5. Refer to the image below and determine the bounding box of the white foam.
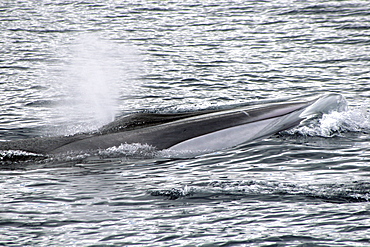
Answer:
[288,107,370,137]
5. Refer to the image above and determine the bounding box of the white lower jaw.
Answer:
[167,110,303,155]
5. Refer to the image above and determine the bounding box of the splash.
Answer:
[47,34,141,136]
[287,107,370,137]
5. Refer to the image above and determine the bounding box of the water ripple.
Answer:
[1,0,370,246]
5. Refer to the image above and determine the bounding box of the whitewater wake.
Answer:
[150,180,370,202]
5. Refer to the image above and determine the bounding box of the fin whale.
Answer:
[0,93,347,156]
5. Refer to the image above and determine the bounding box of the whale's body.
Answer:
[0,94,347,156]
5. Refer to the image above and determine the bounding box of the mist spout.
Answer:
[47,34,141,135]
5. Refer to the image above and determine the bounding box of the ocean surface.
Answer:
[1,0,370,246]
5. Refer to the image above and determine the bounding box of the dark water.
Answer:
[1,0,370,246]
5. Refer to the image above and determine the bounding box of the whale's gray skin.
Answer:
[0,93,347,156]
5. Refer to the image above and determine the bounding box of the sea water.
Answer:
[1,1,370,246]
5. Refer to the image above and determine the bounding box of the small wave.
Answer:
[98,143,157,158]
[0,150,44,162]
[150,180,370,203]
[150,185,194,200]
[42,143,158,163]
[158,148,216,159]
[286,107,370,137]
[53,143,157,162]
